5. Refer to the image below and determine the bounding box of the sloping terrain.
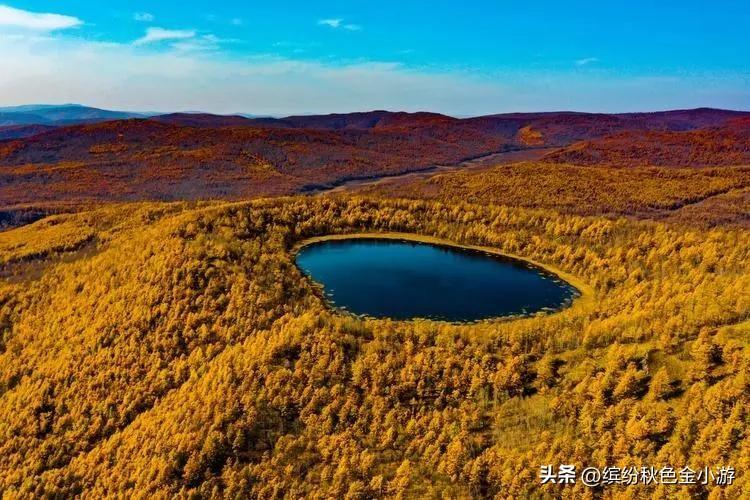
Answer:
[0,197,748,498]
[0,104,144,127]
[1,107,749,498]
[360,162,750,227]
[543,118,750,167]
[0,112,54,127]
[0,118,514,206]
[152,110,460,130]
[0,125,57,141]
[153,108,750,135]
[1,108,748,210]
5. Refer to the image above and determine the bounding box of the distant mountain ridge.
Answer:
[150,110,458,130]
[0,104,145,127]
[2,104,748,135]
[150,107,750,132]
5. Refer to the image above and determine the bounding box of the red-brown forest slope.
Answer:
[544,118,750,167]
[1,108,748,207]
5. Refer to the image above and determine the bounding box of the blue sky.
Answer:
[0,1,748,115]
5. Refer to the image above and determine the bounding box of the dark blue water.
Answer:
[296,239,578,322]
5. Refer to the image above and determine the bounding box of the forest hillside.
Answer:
[357,163,750,229]
[1,108,748,208]
[543,118,750,167]
[1,196,748,498]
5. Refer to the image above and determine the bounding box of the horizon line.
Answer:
[2,103,750,121]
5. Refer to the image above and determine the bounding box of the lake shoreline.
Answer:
[292,231,595,321]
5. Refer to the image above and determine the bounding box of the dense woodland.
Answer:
[543,118,750,168]
[0,195,748,498]
[361,163,750,229]
[2,108,749,208]
[0,118,515,206]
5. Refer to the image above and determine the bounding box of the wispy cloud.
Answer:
[575,57,599,66]
[134,12,155,23]
[230,18,243,26]
[0,21,747,115]
[134,27,196,46]
[0,4,82,31]
[171,34,223,52]
[318,18,361,31]
[318,18,342,28]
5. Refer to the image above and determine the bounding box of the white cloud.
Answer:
[0,32,747,116]
[318,18,341,28]
[134,27,196,46]
[575,57,599,66]
[134,12,155,23]
[171,34,222,52]
[0,4,82,31]
[318,18,361,31]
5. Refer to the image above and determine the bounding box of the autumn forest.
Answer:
[0,107,749,499]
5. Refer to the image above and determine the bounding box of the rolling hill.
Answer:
[0,124,57,141]
[0,196,748,497]
[543,117,750,167]
[1,107,750,498]
[0,118,515,206]
[0,104,144,127]
[150,110,460,130]
[1,108,749,208]
[154,107,749,135]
